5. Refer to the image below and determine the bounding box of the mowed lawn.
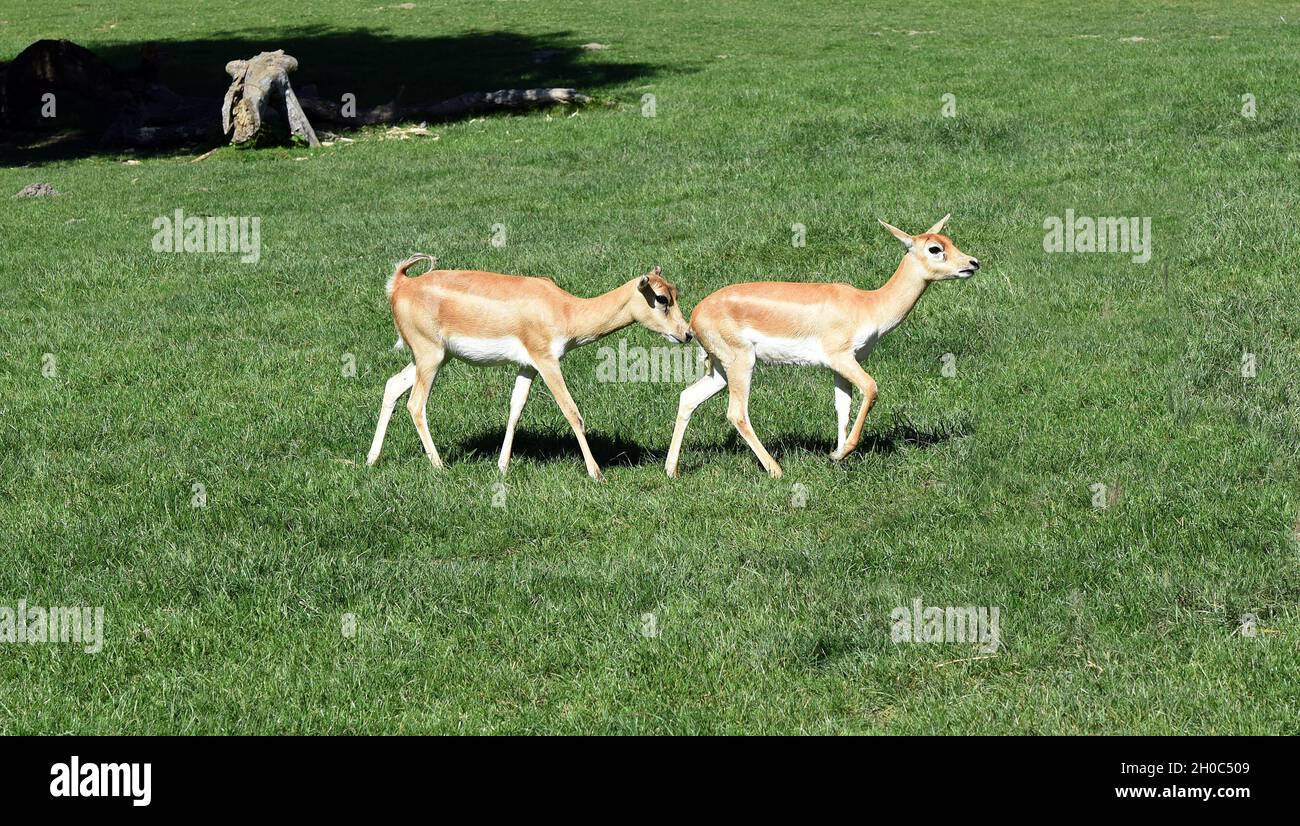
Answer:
[2,0,1298,734]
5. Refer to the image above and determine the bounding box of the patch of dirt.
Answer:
[15,182,57,197]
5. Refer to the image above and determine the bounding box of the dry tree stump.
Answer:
[222,50,319,147]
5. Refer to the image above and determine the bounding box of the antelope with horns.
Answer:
[665,215,979,479]
[367,255,692,480]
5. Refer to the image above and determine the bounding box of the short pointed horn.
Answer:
[878,219,914,249]
[925,214,951,235]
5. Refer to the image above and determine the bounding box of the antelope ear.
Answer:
[651,265,662,276]
[878,219,914,249]
[638,275,651,290]
[925,213,952,235]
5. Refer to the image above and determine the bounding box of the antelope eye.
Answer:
[654,294,669,305]
[927,246,943,255]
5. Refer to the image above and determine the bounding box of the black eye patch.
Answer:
[927,246,943,255]
[654,294,670,305]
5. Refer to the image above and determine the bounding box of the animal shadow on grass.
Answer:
[765,412,971,458]
[2,25,663,165]
[388,413,964,471]
[453,428,658,469]
[675,412,970,469]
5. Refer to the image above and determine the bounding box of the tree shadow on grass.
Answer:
[2,26,662,166]
[451,427,658,468]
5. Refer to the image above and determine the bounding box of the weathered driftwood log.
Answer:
[221,50,319,147]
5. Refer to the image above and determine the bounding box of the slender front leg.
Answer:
[367,363,417,466]
[498,366,537,474]
[833,374,852,457]
[829,355,878,460]
[666,360,727,478]
[532,356,603,480]
[724,352,782,478]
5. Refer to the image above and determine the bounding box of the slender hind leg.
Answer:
[725,351,782,478]
[498,366,537,474]
[833,374,852,458]
[666,357,727,478]
[406,345,447,468]
[829,355,878,460]
[367,363,417,466]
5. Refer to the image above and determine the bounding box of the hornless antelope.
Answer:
[665,215,979,479]
[367,255,691,480]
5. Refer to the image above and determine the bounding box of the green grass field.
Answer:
[3,0,1298,734]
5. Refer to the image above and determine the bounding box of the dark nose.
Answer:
[969,259,980,270]
[685,331,694,342]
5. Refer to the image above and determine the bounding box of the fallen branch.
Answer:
[297,87,591,126]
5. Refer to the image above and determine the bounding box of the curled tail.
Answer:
[386,253,438,351]
[385,253,438,298]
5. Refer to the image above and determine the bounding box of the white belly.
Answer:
[746,330,830,367]
[853,327,881,361]
[445,335,532,366]
[741,326,883,367]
